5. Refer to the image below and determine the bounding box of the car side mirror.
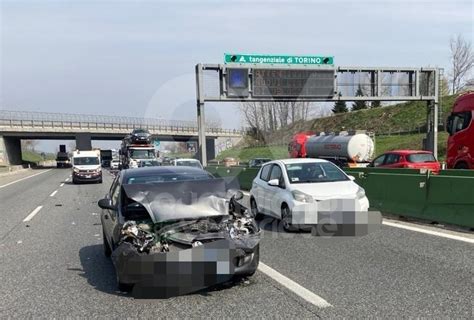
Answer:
[98,198,116,211]
[348,175,356,181]
[268,179,280,187]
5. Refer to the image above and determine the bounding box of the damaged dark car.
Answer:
[98,166,260,298]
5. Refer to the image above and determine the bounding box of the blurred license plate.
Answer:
[85,175,91,178]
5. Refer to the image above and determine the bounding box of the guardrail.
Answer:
[206,166,474,229]
[0,110,244,136]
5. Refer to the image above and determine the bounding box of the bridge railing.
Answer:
[0,110,244,136]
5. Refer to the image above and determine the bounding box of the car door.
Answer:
[370,154,386,167]
[253,164,272,214]
[382,153,402,168]
[266,163,287,218]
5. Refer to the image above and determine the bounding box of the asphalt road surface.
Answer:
[0,169,473,319]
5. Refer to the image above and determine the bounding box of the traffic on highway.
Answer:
[1,1,473,319]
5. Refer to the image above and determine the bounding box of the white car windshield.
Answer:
[176,160,202,168]
[285,162,349,183]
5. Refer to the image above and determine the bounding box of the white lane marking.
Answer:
[23,206,43,222]
[49,190,58,197]
[65,178,70,182]
[383,221,474,244]
[258,262,332,308]
[0,169,52,189]
[60,183,65,187]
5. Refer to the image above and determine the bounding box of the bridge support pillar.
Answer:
[75,133,92,151]
[195,138,215,164]
[0,136,22,166]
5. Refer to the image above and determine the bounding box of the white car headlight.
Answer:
[73,167,79,173]
[356,187,366,199]
[292,190,313,203]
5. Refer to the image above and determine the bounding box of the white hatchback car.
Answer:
[249,158,369,231]
[172,158,203,169]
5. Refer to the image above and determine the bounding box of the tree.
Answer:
[239,101,312,141]
[371,101,381,108]
[21,140,39,152]
[351,86,368,111]
[440,75,450,96]
[449,34,474,94]
[332,94,348,113]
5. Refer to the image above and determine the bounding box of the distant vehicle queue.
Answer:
[61,91,474,182]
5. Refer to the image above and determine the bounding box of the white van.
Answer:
[72,150,102,184]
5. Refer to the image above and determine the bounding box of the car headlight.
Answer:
[356,187,366,199]
[292,190,313,203]
[73,168,79,173]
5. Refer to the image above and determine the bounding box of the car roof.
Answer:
[269,158,329,165]
[121,166,208,179]
[385,150,433,155]
[175,158,200,162]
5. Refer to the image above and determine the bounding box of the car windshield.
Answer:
[132,129,147,134]
[252,159,271,166]
[285,162,349,183]
[139,160,160,167]
[129,149,155,159]
[126,172,213,184]
[176,160,202,168]
[73,157,99,165]
[407,153,436,163]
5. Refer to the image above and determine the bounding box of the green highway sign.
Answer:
[224,53,333,65]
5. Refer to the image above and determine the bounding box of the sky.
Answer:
[0,0,472,151]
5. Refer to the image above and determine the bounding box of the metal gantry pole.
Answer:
[195,64,207,167]
[433,69,440,159]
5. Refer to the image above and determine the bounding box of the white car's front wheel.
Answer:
[250,198,263,220]
[281,205,297,232]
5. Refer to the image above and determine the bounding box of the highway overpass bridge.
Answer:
[0,110,243,165]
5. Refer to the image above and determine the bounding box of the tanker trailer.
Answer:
[294,133,374,167]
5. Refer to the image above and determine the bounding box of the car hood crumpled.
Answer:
[122,179,231,223]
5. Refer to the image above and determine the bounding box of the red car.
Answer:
[369,150,441,173]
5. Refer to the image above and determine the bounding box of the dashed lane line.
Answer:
[258,262,332,308]
[22,206,43,222]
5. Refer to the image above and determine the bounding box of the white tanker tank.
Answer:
[305,133,374,162]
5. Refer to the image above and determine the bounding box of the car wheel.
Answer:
[103,229,112,257]
[98,178,103,184]
[250,198,263,220]
[281,205,297,232]
[72,178,78,184]
[455,162,469,169]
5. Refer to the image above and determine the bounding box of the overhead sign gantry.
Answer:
[196,54,440,166]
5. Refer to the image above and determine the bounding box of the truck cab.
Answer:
[446,92,474,169]
[123,146,156,169]
[71,150,102,184]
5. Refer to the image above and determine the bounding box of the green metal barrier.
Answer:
[206,165,474,228]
